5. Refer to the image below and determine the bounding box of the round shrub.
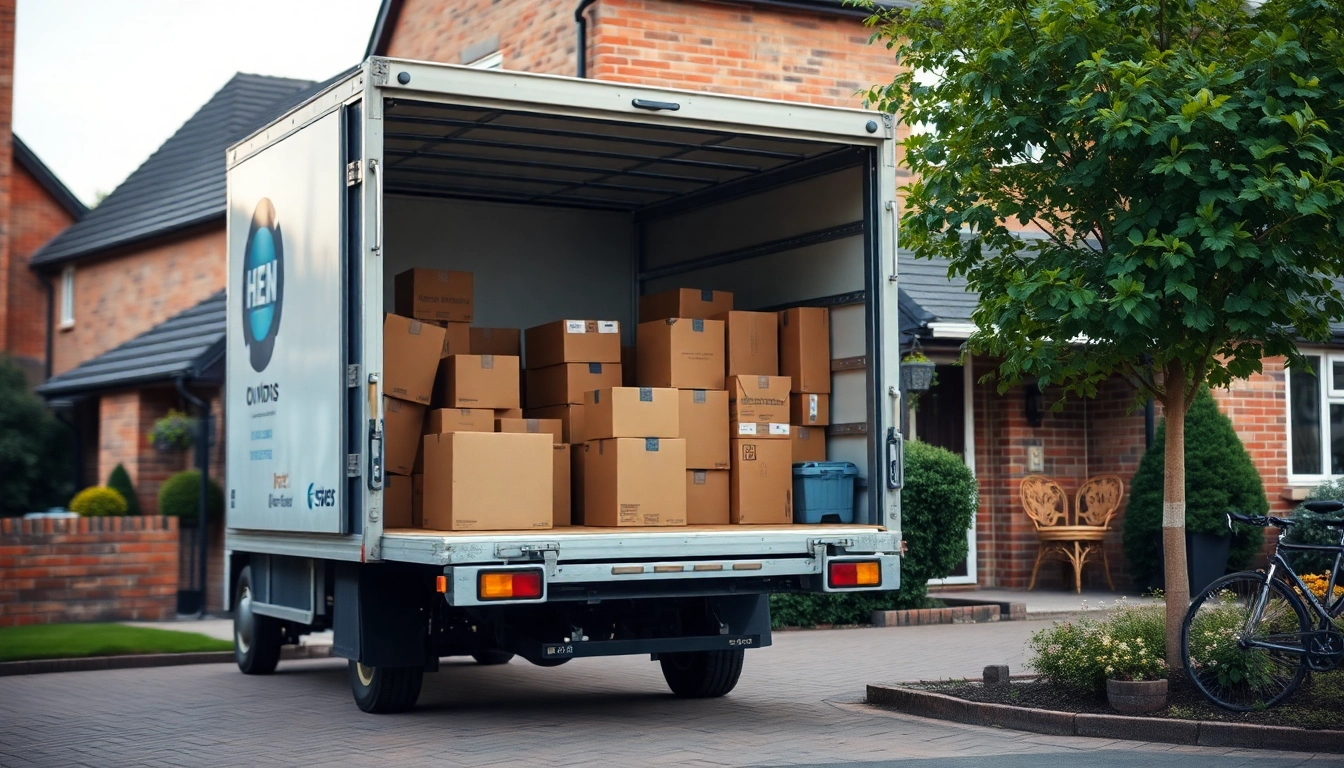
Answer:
[69,486,128,517]
[106,463,141,516]
[158,470,223,526]
[1283,478,1344,574]
[1122,387,1267,587]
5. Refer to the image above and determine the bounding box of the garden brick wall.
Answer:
[0,516,179,627]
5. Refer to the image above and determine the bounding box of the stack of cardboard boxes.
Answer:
[781,308,831,465]
[582,387,687,526]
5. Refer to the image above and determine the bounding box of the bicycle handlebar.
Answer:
[1227,512,1295,529]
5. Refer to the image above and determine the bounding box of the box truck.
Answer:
[225,57,905,713]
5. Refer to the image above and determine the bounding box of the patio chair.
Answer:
[1020,474,1121,592]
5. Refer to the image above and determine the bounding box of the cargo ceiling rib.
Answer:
[36,292,226,398]
[28,73,316,269]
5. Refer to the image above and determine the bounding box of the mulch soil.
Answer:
[914,671,1344,731]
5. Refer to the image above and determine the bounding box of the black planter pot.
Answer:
[1146,530,1232,596]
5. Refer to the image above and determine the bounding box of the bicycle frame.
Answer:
[1240,528,1344,655]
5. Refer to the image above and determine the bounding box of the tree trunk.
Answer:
[1161,364,1190,671]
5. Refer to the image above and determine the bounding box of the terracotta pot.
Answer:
[1106,678,1168,714]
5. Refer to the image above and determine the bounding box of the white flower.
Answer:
[1105,666,1114,675]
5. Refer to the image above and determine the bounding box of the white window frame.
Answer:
[1285,348,1344,484]
[466,51,502,70]
[59,266,75,329]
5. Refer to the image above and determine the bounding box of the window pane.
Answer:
[1334,360,1344,393]
[1292,357,1322,475]
[1332,404,1344,475]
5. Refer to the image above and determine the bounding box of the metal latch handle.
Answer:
[886,428,904,491]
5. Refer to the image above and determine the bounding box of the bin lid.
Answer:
[792,461,859,477]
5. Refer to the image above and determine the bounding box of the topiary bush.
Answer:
[158,470,223,526]
[106,464,141,516]
[0,354,73,515]
[1283,478,1344,574]
[69,486,128,517]
[1122,387,1267,588]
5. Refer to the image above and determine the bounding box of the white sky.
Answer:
[15,0,384,205]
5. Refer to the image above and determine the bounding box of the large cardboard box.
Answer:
[495,408,523,419]
[526,362,621,408]
[790,426,827,464]
[640,288,733,322]
[584,387,679,440]
[730,439,793,524]
[525,319,621,369]
[427,408,495,434]
[728,375,791,439]
[572,443,586,524]
[470,327,521,357]
[686,470,730,525]
[440,322,470,358]
[790,393,830,427]
[383,397,426,476]
[497,417,564,443]
[779,307,831,393]
[527,404,586,444]
[636,318,725,390]
[552,444,572,526]
[385,475,414,528]
[383,314,447,405]
[714,310,778,377]
[436,355,521,409]
[679,389,729,470]
[394,268,473,322]
[421,432,552,531]
[412,474,424,527]
[583,438,687,526]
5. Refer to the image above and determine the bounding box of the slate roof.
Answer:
[29,73,315,269]
[900,251,975,326]
[36,292,226,398]
[13,136,87,220]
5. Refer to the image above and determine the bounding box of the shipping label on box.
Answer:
[583,438,687,527]
[779,307,831,394]
[728,375,791,439]
[385,475,414,528]
[584,387,679,440]
[497,418,564,444]
[686,469,730,525]
[553,444,572,526]
[524,319,621,369]
[639,288,734,323]
[679,389,729,469]
[525,362,622,408]
[470,327,521,357]
[421,432,552,531]
[383,397,427,476]
[790,426,827,464]
[527,404,586,444]
[427,408,495,434]
[436,354,521,410]
[730,439,793,524]
[636,318,725,390]
[384,314,447,405]
[394,269,473,322]
[714,311,779,377]
[790,393,830,426]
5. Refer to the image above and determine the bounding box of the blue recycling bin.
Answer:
[792,461,859,524]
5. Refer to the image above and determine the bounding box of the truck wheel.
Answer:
[471,651,514,665]
[234,565,282,675]
[659,650,744,698]
[348,660,424,713]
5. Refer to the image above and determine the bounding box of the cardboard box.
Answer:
[728,375,791,439]
[383,314,447,405]
[440,322,471,358]
[525,319,621,369]
[412,474,424,527]
[394,268,473,322]
[583,438,687,526]
[527,404,587,444]
[495,408,523,419]
[470,327,521,357]
[790,426,827,464]
[572,442,586,524]
[636,318,725,390]
[730,439,793,524]
[686,470,730,525]
[640,288,734,322]
[714,310,778,377]
[421,432,552,531]
[385,475,414,528]
[497,417,564,444]
[584,387,679,440]
[436,355,521,409]
[552,444,572,526]
[791,393,830,427]
[427,408,495,434]
[383,397,426,476]
[621,345,637,387]
[779,307,831,393]
[525,362,621,408]
[679,389,729,470]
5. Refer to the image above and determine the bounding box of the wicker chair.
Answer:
[1020,474,1122,592]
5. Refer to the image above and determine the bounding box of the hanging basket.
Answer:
[901,361,937,392]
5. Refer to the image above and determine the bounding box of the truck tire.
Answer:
[234,565,282,675]
[659,649,744,698]
[348,660,424,713]
[471,651,514,665]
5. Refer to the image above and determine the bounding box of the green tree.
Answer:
[864,0,1344,667]
[0,355,72,515]
[1123,388,1266,584]
[106,464,141,516]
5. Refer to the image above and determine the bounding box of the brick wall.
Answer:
[5,164,78,381]
[386,0,578,75]
[51,226,223,376]
[0,516,179,626]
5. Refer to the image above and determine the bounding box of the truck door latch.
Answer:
[346,160,363,186]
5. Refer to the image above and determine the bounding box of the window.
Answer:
[1288,353,1344,478]
[466,51,502,70]
[59,266,74,329]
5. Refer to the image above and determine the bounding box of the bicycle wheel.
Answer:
[1181,571,1310,711]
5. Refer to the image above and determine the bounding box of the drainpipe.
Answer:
[176,376,212,619]
[575,0,599,78]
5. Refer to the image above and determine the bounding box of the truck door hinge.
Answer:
[494,542,559,563]
[346,160,363,187]
[346,364,360,387]
[346,454,361,478]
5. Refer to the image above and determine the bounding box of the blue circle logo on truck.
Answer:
[241,198,285,372]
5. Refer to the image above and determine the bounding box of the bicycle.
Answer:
[1180,500,1344,711]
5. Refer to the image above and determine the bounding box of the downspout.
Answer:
[575,0,599,78]
[176,376,212,619]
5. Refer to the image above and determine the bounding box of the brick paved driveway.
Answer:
[2,620,1341,767]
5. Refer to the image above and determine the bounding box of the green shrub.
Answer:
[1028,599,1166,693]
[0,354,73,515]
[105,464,140,516]
[158,470,223,526]
[69,486,128,517]
[1122,387,1267,587]
[1283,478,1344,574]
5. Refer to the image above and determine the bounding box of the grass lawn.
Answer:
[0,623,233,662]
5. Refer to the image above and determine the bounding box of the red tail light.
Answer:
[829,560,881,588]
[478,569,544,601]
